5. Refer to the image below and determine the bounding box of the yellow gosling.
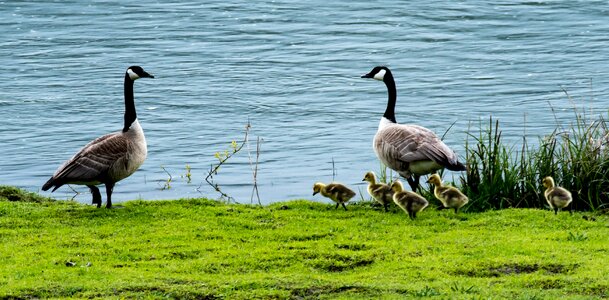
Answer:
[390,180,428,219]
[362,171,394,212]
[427,173,468,214]
[312,182,356,211]
[542,176,572,215]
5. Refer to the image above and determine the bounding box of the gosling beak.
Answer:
[312,191,318,196]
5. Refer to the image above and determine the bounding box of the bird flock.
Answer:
[42,66,572,216]
[311,66,572,218]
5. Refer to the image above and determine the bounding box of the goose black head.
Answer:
[361,66,391,81]
[126,66,155,80]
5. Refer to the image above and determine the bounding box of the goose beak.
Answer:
[143,72,155,79]
[361,73,373,78]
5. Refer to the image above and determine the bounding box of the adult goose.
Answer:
[361,66,466,191]
[42,66,154,208]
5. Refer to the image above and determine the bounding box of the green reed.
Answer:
[461,111,609,212]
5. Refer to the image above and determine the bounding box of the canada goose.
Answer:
[312,182,356,210]
[390,180,428,219]
[361,66,466,192]
[41,66,154,208]
[427,173,468,213]
[542,176,572,215]
[362,171,394,212]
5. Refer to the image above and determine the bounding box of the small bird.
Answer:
[41,66,154,208]
[427,173,468,213]
[390,180,428,219]
[361,66,466,192]
[312,182,356,210]
[542,176,572,215]
[362,171,394,212]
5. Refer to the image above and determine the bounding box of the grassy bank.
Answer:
[1,187,609,299]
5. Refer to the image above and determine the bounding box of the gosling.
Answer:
[312,182,356,210]
[542,176,572,215]
[427,173,468,213]
[390,180,428,219]
[362,171,394,212]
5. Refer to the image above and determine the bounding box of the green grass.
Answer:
[2,187,609,299]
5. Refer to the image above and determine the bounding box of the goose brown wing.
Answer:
[49,133,129,185]
[377,124,460,167]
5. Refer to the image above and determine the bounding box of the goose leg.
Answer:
[554,207,558,215]
[409,211,415,220]
[341,203,348,211]
[383,202,388,212]
[87,185,102,208]
[105,182,115,209]
[437,206,447,211]
[335,203,339,210]
[406,176,420,192]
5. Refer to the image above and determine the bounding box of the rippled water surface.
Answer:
[2,1,609,204]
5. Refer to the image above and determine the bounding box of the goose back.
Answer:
[43,120,146,191]
[374,122,462,177]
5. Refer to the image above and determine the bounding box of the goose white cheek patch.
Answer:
[127,69,140,80]
[373,69,386,81]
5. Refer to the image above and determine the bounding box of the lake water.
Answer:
[2,1,609,205]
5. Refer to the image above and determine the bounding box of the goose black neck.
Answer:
[123,74,136,132]
[383,73,397,123]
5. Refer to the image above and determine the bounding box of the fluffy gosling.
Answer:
[390,180,428,219]
[312,182,356,210]
[427,173,468,213]
[362,171,394,212]
[542,176,572,215]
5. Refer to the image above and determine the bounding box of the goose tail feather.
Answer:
[445,161,467,172]
[41,177,61,192]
